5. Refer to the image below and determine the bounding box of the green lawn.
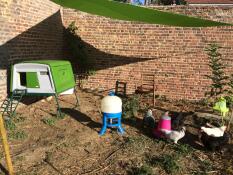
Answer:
[52,0,230,27]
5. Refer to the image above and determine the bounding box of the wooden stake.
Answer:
[227,111,233,131]
[0,114,14,175]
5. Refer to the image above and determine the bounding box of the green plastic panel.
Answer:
[26,72,40,88]
[50,63,75,94]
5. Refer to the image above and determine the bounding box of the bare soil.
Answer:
[0,89,233,175]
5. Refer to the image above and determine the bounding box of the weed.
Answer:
[173,144,193,156]
[5,119,16,131]
[9,130,27,140]
[132,164,153,175]
[57,112,66,119]
[199,160,213,173]
[13,115,26,123]
[151,154,180,174]
[42,118,56,126]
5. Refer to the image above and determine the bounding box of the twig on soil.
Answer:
[44,159,64,175]
[105,147,122,161]
[80,146,123,175]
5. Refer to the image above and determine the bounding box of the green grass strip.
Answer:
[52,0,230,27]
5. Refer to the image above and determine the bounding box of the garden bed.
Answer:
[0,88,232,174]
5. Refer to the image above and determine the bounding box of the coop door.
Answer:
[26,72,40,88]
[19,72,39,88]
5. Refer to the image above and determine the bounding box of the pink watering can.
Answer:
[153,111,171,138]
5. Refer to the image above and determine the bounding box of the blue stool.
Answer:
[99,112,124,136]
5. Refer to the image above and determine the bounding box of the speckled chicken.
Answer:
[143,109,155,129]
[164,127,186,144]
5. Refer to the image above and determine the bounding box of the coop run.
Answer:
[1,60,79,118]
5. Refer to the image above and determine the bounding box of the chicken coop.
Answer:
[1,60,79,118]
[11,60,75,95]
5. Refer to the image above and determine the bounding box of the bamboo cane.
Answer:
[0,114,14,175]
[227,111,233,131]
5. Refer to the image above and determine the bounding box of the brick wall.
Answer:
[1,2,233,102]
[149,5,233,24]
[63,8,233,100]
[0,0,63,101]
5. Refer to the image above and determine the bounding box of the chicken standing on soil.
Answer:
[164,127,186,144]
[201,125,226,137]
[200,131,230,151]
[143,109,155,129]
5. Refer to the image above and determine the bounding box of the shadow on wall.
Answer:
[63,22,156,77]
[0,10,64,95]
[0,10,156,98]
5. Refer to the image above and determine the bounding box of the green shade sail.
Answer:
[52,0,230,27]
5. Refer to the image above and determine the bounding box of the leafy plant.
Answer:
[205,43,228,97]
[42,118,56,126]
[122,95,140,120]
[9,130,27,140]
[5,119,16,131]
[65,21,95,76]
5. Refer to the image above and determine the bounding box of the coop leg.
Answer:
[54,94,62,118]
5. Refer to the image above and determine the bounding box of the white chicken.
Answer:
[164,127,186,144]
[200,125,226,137]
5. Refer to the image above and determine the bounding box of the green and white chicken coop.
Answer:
[1,60,79,118]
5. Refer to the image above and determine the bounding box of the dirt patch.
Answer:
[0,89,232,175]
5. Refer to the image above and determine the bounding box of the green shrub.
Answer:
[122,95,140,119]
[205,43,228,97]
[65,21,95,75]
